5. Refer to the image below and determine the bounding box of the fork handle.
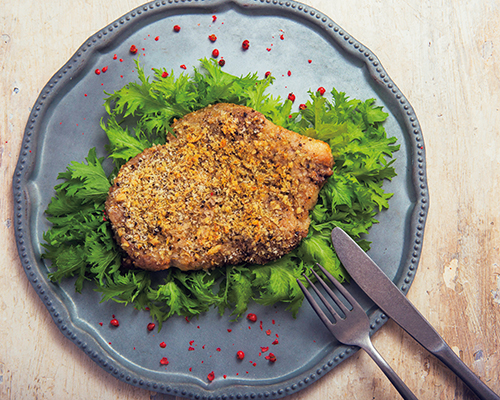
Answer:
[359,338,419,400]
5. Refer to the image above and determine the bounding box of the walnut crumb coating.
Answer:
[105,103,333,271]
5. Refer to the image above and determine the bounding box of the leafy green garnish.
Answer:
[42,58,399,328]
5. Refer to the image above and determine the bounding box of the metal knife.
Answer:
[331,227,500,400]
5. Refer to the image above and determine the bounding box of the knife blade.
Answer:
[331,227,499,400]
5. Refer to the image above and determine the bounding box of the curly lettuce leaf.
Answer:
[42,59,398,327]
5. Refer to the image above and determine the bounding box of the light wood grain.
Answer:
[1,1,499,399]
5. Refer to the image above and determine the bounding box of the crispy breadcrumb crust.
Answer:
[105,103,333,271]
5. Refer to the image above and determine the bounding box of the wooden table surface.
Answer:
[2,0,500,399]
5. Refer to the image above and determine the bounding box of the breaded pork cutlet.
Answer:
[105,103,333,271]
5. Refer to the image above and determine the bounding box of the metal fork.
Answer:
[297,264,418,400]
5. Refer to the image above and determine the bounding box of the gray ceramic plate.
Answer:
[13,0,428,398]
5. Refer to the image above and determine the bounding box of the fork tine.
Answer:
[303,275,343,322]
[316,263,359,309]
[296,278,335,326]
[309,268,351,316]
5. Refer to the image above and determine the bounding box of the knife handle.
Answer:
[434,342,500,400]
